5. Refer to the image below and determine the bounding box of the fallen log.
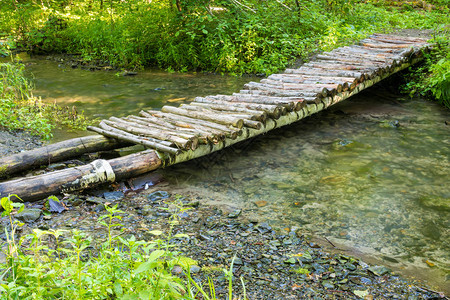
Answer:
[0,150,162,202]
[0,135,132,179]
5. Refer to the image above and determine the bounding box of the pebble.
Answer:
[103,191,124,201]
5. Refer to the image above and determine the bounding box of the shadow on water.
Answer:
[16,54,450,292]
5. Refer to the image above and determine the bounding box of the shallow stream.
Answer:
[21,55,450,292]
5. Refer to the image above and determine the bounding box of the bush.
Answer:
[403,26,450,109]
[2,0,448,75]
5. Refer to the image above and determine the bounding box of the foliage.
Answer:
[0,197,245,299]
[402,26,450,109]
[0,55,93,139]
[1,0,448,75]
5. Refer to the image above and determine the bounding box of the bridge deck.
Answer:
[88,33,430,166]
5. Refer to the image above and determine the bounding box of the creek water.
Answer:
[21,55,450,292]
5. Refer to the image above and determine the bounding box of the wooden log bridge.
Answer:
[0,34,431,201]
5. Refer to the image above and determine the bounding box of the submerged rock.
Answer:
[368,265,391,276]
[104,191,124,202]
[147,191,170,202]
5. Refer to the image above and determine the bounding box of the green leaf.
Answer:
[173,233,189,239]
[148,249,165,262]
[353,290,369,298]
[114,282,123,296]
[138,290,151,299]
[147,230,163,236]
[134,261,153,274]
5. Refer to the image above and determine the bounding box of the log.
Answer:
[161,106,244,129]
[243,82,330,97]
[142,110,242,139]
[96,121,174,148]
[88,124,181,155]
[361,41,412,49]
[126,116,213,144]
[0,135,132,179]
[261,74,359,89]
[304,62,382,74]
[106,117,199,149]
[371,33,428,43]
[0,150,162,202]
[316,54,398,67]
[362,37,419,45]
[284,68,366,80]
[208,94,307,108]
[135,113,225,143]
[193,97,284,119]
[258,79,344,93]
[239,88,327,98]
[187,102,268,121]
[179,104,266,122]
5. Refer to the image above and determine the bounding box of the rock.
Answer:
[418,195,450,211]
[190,265,201,273]
[254,200,268,207]
[86,196,107,205]
[47,163,66,171]
[147,191,170,202]
[233,257,243,265]
[122,71,138,76]
[368,265,391,276]
[322,281,334,289]
[94,204,106,212]
[104,191,124,202]
[172,266,183,275]
[227,209,241,218]
[15,208,42,222]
